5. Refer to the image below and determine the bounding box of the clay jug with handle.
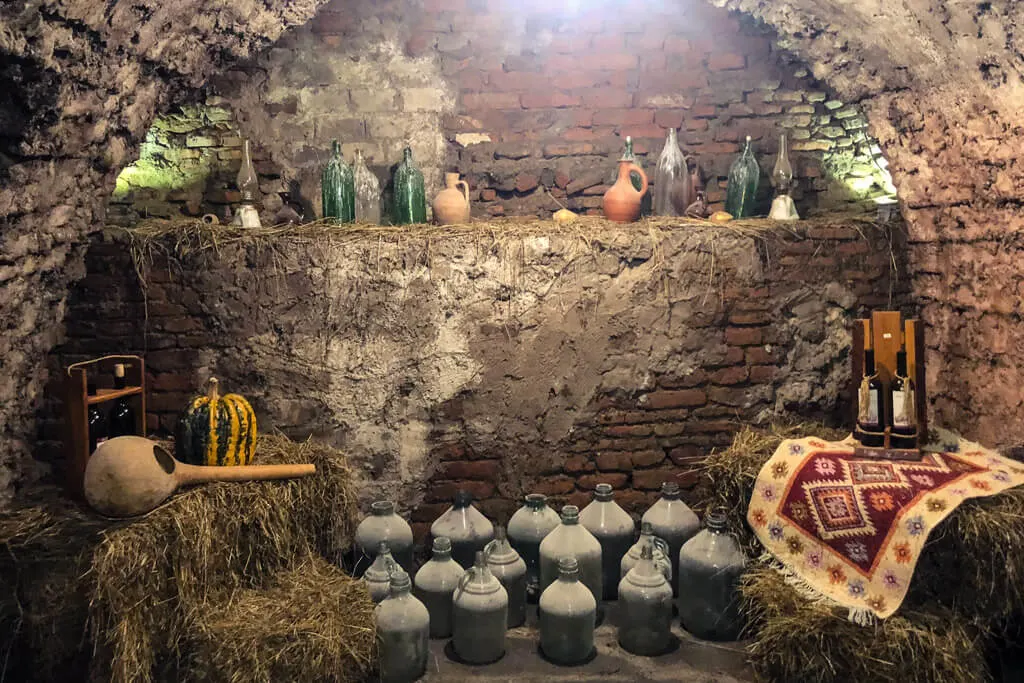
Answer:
[432,172,470,225]
[603,160,649,223]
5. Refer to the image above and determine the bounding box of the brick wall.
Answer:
[40,217,909,539]
[108,0,893,225]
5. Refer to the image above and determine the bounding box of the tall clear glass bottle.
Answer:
[321,140,355,223]
[353,149,382,224]
[578,483,635,600]
[653,128,691,217]
[678,510,747,641]
[413,536,464,638]
[376,568,430,683]
[724,135,760,218]
[538,556,596,665]
[392,147,427,225]
[641,482,700,597]
[507,493,560,602]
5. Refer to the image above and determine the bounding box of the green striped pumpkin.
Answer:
[175,377,257,466]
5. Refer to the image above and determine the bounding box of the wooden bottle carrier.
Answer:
[850,311,927,461]
[63,355,146,497]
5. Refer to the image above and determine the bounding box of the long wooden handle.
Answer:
[175,462,316,486]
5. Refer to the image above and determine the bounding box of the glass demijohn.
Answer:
[376,568,430,683]
[653,128,691,217]
[538,505,603,605]
[392,147,427,225]
[355,500,414,574]
[452,551,508,664]
[413,536,464,638]
[484,526,528,627]
[507,493,560,601]
[538,556,596,665]
[364,541,398,603]
[724,135,760,218]
[641,482,700,598]
[321,140,355,223]
[677,510,747,641]
[618,544,673,656]
[578,483,635,600]
[430,490,495,570]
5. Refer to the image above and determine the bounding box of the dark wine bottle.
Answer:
[108,363,137,437]
[857,349,885,447]
[890,349,917,449]
[87,381,107,454]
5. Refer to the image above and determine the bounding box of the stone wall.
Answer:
[0,0,327,504]
[107,0,895,226]
[41,218,908,537]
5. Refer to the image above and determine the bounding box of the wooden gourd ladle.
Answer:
[84,436,316,517]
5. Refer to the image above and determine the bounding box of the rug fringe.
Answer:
[763,554,878,627]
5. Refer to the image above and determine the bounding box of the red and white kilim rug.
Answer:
[747,429,1024,619]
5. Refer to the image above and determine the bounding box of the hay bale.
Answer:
[0,433,359,683]
[741,564,988,683]
[187,556,376,682]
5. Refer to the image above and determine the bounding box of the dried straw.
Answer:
[741,562,988,683]
[186,555,375,683]
[0,433,361,683]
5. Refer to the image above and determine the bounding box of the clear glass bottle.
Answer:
[353,149,382,224]
[618,544,673,656]
[452,551,508,664]
[539,556,596,665]
[578,483,635,600]
[678,510,747,641]
[321,139,355,223]
[771,133,793,194]
[539,505,602,605]
[484,526,527,628]
[430,490,494,570]
[355,500,414,574]
[376,568,430,683]
[653,128,691,217]
[641,482,699,598]
[621,520,671,582]
[235,138,262,228]
[364,541,398,603]
[413,536,464,638]
[392,147,427,225]
[724,135,760,218]
[507,493,560,602]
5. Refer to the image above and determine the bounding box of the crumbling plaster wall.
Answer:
[712,0,1024,448]
[0,0,328,502]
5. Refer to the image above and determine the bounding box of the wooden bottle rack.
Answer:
[63,355,146,497]
[850,311,927,461]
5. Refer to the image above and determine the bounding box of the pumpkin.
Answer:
[175,377,257,466]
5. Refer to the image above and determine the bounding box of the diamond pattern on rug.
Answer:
[748,430,1024,619]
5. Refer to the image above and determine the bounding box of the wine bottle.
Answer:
[108,363,137,437]
[890,349,917,449]
[857,348,885,447]
[87,380,107,453]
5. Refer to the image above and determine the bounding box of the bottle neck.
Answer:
[371,501,394,516]
[525,493,547,511]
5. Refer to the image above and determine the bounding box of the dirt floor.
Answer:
[423,602,753,682]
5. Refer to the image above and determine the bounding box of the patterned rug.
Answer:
[747,429,1024,619]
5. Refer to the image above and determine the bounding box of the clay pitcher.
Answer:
[432,172,470,225]
[603,161,649,223]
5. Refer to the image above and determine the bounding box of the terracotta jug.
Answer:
[432,172,470,225]
[603,160,649,223]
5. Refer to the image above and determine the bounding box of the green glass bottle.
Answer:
[725,136,760,218]
[321,140,355,223]
[393,147,427,225]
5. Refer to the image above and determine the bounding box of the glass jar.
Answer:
[678,510,747,641]
[539,556,596,665]
[484,526,528,627]
[353,149,382,224]
[507,493,560,602]
[539,505,602,606]
[413,536,464,638]
[724,135,760,218]
[392,146,427,225]
[452,551,508,664]
[429,490,495,570]
[653,128,691,217]
[355,500,414,574]
[376,568,429,683]
[641,482,700,597]
[618,544,673,656]
[621,520,671,582]
[321,139,355,223]
[364,541,398,603]
[578,483,635,600]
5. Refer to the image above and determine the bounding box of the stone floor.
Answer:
[422,603,753,682]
